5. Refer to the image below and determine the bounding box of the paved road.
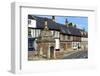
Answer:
[63,51,88,59]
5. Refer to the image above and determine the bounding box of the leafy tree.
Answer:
[68,22,73,27]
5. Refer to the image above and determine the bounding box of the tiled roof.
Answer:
[34,16,60,31]
[60,25,82,36]
[28,15,87,37]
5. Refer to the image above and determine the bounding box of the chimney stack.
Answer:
[52,16,55,22]
[44,18,48,30]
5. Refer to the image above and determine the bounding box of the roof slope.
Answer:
[28,15,87,37]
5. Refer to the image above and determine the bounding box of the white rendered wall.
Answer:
[55,39,60,49]
[28,20,36,28]
[81,37,88,41]
[54,31,60,38]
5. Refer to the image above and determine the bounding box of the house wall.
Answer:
[73,36,81,42]
[60,34,73,51]
[54,31,60,38]
[28,27,88,53]
[60,34,73,41]
[55,39,60,49]
[60,42,72,51]
[31,29,35,37]
[81,37,88,51]
[28,19,36,28]
[60,34,82,51]
[81,37,88,41]
[28,28,41,38]
[35,29,41,37]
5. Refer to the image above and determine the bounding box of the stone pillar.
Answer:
[39,47,43,57]
[53,50,56,59]
[47,43,50,59]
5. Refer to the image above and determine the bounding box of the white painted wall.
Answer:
[28,19,36,28]
[55,39,60,49]
[54,31,60,38]
[51,31,54,35]
[81,37,88,41]
[30,29,33,37]
[35,29,40,37]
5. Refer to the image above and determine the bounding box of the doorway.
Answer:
[50,46,54,58]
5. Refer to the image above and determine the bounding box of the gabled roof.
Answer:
[29,15,60,31]
[28,15,87,37]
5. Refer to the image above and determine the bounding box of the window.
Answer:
[65,36,68,40]
[36,30,38,37]
[54,31,59,38]
[72,42,75,47]
[28,29,31,37]
[60,34,63,40]
[67,36,71,40]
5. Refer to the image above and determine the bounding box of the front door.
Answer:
[50,46,54,59]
